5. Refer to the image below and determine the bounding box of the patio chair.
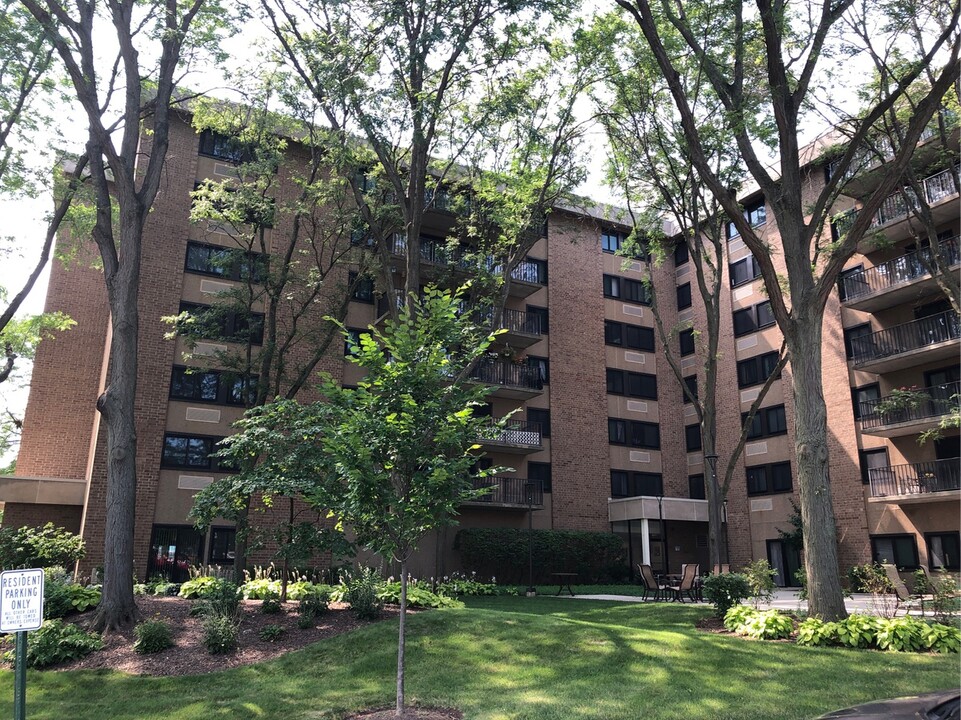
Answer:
[881,563,930,616]
[637,564,666,602]
[668,563,699,603]
[711,564,731,575]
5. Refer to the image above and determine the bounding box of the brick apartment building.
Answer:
[1,110,958,585]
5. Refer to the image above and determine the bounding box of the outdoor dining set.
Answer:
[636,563,729,602]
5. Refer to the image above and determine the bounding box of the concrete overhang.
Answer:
[0,475,86,506]
[608,495,714,523]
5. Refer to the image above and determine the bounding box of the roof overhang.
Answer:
[0,476,86,506]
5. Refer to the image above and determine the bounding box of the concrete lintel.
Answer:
[0,475,86,506]
[609,495,710,523]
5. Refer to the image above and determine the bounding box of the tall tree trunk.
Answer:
[396,558,408,717]
[702,420,723,571]
[788,318,847,621]
[91,263,141,631]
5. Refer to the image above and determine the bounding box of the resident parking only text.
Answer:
[0,569,45,632]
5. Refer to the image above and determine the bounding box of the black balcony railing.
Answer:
[469,356,544,391]
[851,311,961,366]
[860,382,960,431]
[869,458,961,498]
[475,418,542,448]
[501,308,542,335]
[872,166,959,228]
[840,239,959,302]
[470,476,543,506]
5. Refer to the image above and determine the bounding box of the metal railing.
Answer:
[872,166,959,228]
[851,311,960,366]
[468,356,544,391]
[860,382,960,431]
[469,476,543,506]
[840,238,960,302]
[387,233,474,270]
[501,308,542,335]
[869,458,961,498]
[475,418,542,448]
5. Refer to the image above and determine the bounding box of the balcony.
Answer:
[463,476,543,509]
[868,458,960,503]
[492,258,548,298]
[475,418,543,454]
[840,239,959,312]
[494,308,543,348]
[468,356,544,399]
[859,382,960,438]
[388,234,474,273]
[851,311,960,373]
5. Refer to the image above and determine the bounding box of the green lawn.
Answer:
[2,597,957,719]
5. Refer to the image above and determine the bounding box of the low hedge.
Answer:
[455,528,626,584]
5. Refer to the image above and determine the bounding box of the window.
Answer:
[679,328,695,356]
[606,369,657,399]
[185,242,267,283]
[870,534,919,569]
[602,230,647,259]
[682,376,697,404]
[178,302,264,345]
[727,199,766,238]
[609,418,660,449]
[349,272,375,303]
[689,474,706,500]
[611,470,663,498]
[733,301,775,337]
[837,264,864,302]
[676,283,692,310]
[851,383,881,420]
[161,433,225,471]
[605,321,655,351]
[226,374,257,406]
[843,323,872,360]
[527,305,549,334]
[746,461,793,496]
[528,408,551,438]
[742,405,787,439]
[603,274,651,305]
[170,367,219,402]
[730,255,761,287]
[926,532,960,570]
[208,528,236,564]
[737,351,781,388]
[685,424,702,452]
[528,462,552,493]
[528,356,549,384]
[345,327,365,356]
[198,129,251,163]
[859,447,889,485]
[674,242,689,266]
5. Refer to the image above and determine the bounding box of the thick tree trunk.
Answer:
[91,267,141,632]
[396,559,408,717]
[788,319,847,621]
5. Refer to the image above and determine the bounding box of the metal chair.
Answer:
[668,563,700,602]
[637,563,666,602]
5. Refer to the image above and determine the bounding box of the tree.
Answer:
[207,286,503,717]
[169,71,374,582]
[593,14,788,570]
[262,0,587,324]
[613,0,959,620]
[20,0,233,630]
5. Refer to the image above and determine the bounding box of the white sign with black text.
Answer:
[0,568,45,632]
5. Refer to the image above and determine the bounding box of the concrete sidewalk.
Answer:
[562,589,909,615]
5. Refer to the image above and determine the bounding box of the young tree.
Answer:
[20,0,232,630]
[613,0,959,620]
[206,287,503,717]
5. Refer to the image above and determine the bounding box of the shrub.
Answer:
[240,578,282,600]
[703,573,751,618]
[455,528,626,584]
[133,583,149,595]
[179,576,229,599]
[297,613,315,629]
[743,559,778,609]
[921,622,961,654]
[835,614,880,649]
[196,581,241,619]
[795,617,838,647]
[202,615,238,654]
[0,523,86,570]
[42,570,101,619]
[740,610,794,640]
[928,570,961,625]
[299,587,331,620]
[3,620,103,669]
[134,619,174,654]
[258,624,285,642]
[152,582,181,596]
[377,582,462,609]
[344,567,383,620]
[723,605,759,632]
[260,591,283,614]
[875,616,928,652]
[435,574,499,598]
[847,563,893,594]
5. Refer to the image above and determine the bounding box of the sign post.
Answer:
[0,569,45,720]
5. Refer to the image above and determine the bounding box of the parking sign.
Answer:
[0,569,45,632]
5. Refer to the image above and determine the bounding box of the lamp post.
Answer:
[525,480,537,596]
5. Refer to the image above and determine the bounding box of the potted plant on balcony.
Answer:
[874,385,928,421]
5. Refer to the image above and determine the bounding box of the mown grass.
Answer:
[1,597,957,719]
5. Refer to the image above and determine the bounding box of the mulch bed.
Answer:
[694,615,728,633]
[57,595,398,677]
